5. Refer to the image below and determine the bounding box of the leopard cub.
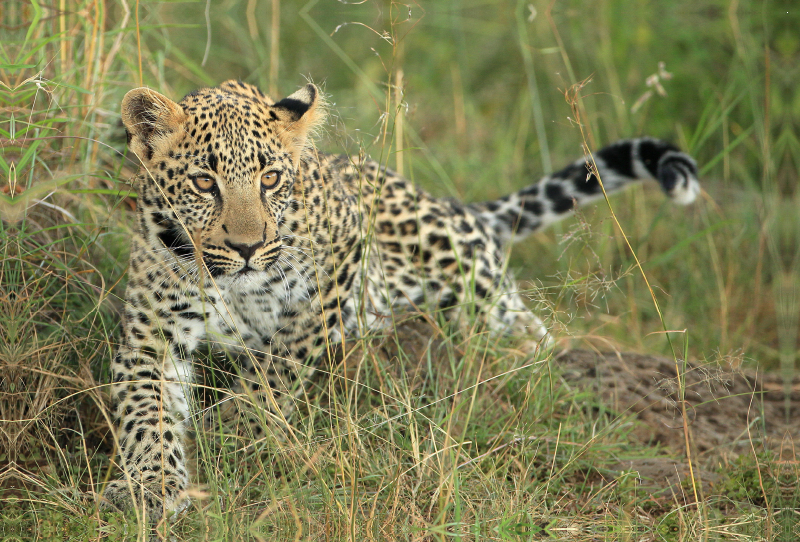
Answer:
[104,80,699,518]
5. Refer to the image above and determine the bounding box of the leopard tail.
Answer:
[468,137,699,244]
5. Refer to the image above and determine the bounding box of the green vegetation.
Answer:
[1,0,796,540]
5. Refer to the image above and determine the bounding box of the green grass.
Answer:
[1,0,797,540]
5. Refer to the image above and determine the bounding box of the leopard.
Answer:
[102,79,699,520]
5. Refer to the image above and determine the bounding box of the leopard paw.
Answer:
[100,477,189,522]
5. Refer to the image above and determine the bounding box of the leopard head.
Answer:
[121,80,323,280]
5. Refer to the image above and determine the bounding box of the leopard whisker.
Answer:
[279,250,318,299]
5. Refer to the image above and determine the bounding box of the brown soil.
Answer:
[556,348,799,496]
[556,348,799,456]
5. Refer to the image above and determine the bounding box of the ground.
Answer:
[375,320,798,499]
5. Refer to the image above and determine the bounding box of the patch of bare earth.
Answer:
[558,348,798,496]
[557,349,798,455]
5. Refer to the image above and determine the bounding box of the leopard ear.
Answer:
[272,84,325,155]
[121,88,186,162]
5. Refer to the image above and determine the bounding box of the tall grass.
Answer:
[0,0,796,540]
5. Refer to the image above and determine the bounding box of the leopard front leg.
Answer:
[103,341,197,521]
[203,351,302,441]
[203,345,314,442]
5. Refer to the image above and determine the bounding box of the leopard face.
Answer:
[121,81,323,280]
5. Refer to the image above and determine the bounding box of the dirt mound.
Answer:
[557,349,799,457]
[374,321,798,460]
[338,322,798,496]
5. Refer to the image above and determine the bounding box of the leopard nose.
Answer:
[224,239,265,262]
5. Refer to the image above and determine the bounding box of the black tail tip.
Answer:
[657,150,700,205]
[638,139,700,205]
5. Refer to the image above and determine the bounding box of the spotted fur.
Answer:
[103,80,699,519]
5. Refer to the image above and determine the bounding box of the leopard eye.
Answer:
[193,175,216,193]
[261,171,281,191]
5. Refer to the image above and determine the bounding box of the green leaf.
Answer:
[15,139,42,173]
[0,64,37,70]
